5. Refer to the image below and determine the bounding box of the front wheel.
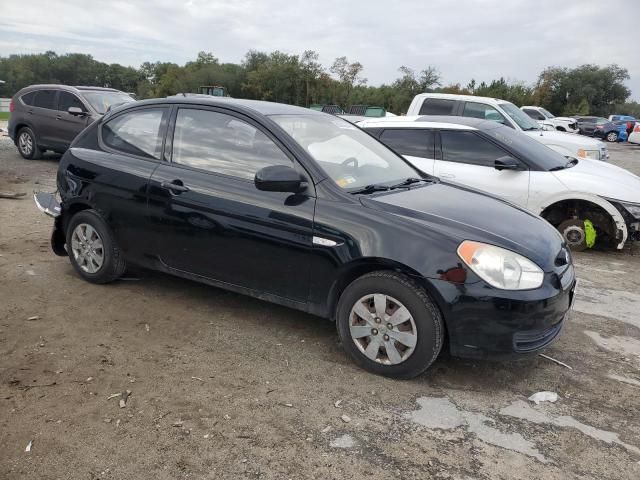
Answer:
[606,131,619,142]
[336,271,444,379]
[66,210,126,284]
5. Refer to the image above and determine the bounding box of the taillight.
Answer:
[9,99,15,113]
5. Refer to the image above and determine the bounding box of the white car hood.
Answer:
[524,130,603,148]
[553,116,576,123]
[552,159,640,204]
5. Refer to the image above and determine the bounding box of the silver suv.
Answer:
[8,85,134,159]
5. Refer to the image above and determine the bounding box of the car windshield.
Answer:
[485,123,570,171]
[540,108,555,119]
[500,102,541,131]
[80,91,135,114]
[270,114,420,190]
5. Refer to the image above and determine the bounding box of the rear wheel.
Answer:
[606,131,619,142]
[66,210,126,284]
[336,271,444,379]
[17,127,42,160]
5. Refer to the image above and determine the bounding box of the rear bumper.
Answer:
[430,266,576,359]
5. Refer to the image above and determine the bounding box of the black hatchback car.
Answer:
[35,97,575,378]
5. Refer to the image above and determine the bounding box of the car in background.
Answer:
[574,116,627,142]
[629,122,640,145]
[521,106,579,133]
[8,84,135,159]
[610,116,637,137]
[33,97,576,378]
[406,93,609,161]
[360,115,640,251]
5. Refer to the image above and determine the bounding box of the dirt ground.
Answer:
[1,125,640,479]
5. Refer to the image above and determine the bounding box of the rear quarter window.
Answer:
[102,108,168,160]
[20,91,37,106]
[419,98,456,116]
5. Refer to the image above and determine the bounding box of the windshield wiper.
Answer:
[349,184,390,195]
[389,177,428,189]
[549,158,578,172]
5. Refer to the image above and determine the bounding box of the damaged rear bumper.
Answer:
[33,192,67,256]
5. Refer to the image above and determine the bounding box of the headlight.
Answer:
[577,149,601,160]
[620,202,640,220]
[457,240,544,290]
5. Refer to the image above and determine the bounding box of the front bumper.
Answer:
[430,265,576,359]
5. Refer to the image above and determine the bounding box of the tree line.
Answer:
[0,50,637,117]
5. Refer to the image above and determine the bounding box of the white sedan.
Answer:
[360,115,640,250]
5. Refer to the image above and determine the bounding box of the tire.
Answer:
[606,131,618,142]
[66,209,126,284]
[17,127,42,160]
[336,271,444,379]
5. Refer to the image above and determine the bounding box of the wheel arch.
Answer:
[535,192,627,249]
[326,257,446,321]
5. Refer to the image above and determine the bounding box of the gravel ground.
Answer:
[1,127,640,479]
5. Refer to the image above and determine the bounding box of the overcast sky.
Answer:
[1,0,639,100]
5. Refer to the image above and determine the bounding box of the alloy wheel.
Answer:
[71,223,105,273]
[18,132,33,156]
[349,293,417,365]
[606,132,618,142]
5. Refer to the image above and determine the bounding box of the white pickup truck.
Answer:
[406,93,608,161]
[520,106,579,133]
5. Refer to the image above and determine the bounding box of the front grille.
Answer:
[513,321,564,352]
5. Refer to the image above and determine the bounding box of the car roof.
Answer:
[359,115,503,131]
[121,96,324,116]
[412,92,510,105]
[18,84,121,94]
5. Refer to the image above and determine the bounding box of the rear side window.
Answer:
[441,131,508,167]
[171,108,291,180]
[523,109,544,121]
[380,129,434,158]
[462,102,507,123]
[33,90,57,110]
[419,98,456,116]
[20,91,37,106]
[102,108,167,160]
[58,92,87,112]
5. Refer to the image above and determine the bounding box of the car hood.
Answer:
[524,129,604,148]
[552,116,576,123]
[361,182,564,271]
[552,159,640,203]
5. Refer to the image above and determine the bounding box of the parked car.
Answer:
[574,116,626,142]
[33,97,575,378]
[629,122,640,145]
[406,94,608,160]
[520,106,579,133]
[611,117,637,137]
[360,115,640,251]
[8,84,135,159]
[609,114,636,123]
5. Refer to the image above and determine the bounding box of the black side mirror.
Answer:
[68,106,87,116]
[494,156,521,171]
[255,165,306,193]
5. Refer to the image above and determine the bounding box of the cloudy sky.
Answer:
[1,0,639,100]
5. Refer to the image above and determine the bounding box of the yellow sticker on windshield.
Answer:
[336,176,356,187]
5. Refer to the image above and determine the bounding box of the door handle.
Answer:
[440,173,456,179]
[161,180,190,194]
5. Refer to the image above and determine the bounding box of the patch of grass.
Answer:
[0,112,10,120]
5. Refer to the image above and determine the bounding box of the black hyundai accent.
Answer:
[35,97,575,378]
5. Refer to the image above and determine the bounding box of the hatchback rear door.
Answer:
[147,106,316,304]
